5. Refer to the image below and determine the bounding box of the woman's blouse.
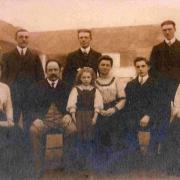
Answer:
[67,85,103,113]
[0,82,13,121]
[95,76,126,109]
[174,84,180,111]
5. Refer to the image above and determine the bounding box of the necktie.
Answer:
[139,76,143,85]
[21,48,24,56]
[83,50,88,56]
[51,82,55,88]
[168,41,171,47]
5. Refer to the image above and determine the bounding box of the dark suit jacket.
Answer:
[62,48,101,86]
[1,48,44,104]
[124,77,160,130]
[149,39,180,82]
[28,79,70,122]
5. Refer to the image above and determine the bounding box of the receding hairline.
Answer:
[77,29,92,38]
[15,29,29,39]
[161,20,176,28]
[45,59,61,72]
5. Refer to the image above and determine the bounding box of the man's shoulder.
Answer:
[2,49,17,59]
[174,39,180,46]
[67,49,81,57]
[126,78,138,87]
[153,41,165,49]
[90,48,101,56]
[26,48,40,58]
[31,79,46,89]
[57,79,71,91]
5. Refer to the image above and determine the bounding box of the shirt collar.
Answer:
[80,46,91,54]
[165,36,176,45]
[47,78,59,88]
[138,74,149,84]
[16,46,28,55]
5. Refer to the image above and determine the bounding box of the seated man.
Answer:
[29,59,77,176]
[124,57,160,155]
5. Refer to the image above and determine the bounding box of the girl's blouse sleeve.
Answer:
[66,87,78,113]
[5,86,13,121]
[94,88,104,113]
[115,78,126,110]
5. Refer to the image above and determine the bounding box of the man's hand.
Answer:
[62,114,72,127]
[33,118,44,130]
[92,117,97,125]
[140,115,150,127]
[7,120,14,127]
[71,112,76,124]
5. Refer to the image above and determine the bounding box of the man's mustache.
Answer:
[49,74,58,78]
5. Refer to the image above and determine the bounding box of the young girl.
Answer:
[67,67,103,141]
[66,67,103,170]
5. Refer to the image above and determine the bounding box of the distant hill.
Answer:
[30,25,162,55]
[0,19,163,66]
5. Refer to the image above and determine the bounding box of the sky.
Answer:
[0,0,180,34]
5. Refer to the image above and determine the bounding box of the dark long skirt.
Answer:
[0,125,33,179]
[161,117,180,175]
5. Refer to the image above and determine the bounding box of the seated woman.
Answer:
[0,61,27,179]
[95,55,126,152]
[163,84,180,175]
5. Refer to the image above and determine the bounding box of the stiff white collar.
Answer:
[165,36,176,45]
[47,78,59,88]
[16,46,27,55]
[80,46,91,54]
[138,74,149,84]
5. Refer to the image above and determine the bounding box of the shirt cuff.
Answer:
[69,108,76,113]
[95,108,100,113]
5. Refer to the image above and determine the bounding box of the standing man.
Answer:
[1,29,44,125]
[62,29,101,86]
[149,20,180,150]
[150,20,180,104]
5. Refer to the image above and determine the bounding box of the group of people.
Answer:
[0,19,180,179]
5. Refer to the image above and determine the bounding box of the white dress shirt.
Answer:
[16,46,27,55]
[80,46,91,54]
[165,36,176,46]
[138,74,149,85]
[47,79,59,88]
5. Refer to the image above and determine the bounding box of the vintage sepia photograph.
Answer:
[0,0,180,179]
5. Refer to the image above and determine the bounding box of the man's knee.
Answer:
[30,119,44,137]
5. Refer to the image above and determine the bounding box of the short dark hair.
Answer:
[15,29,29,39]
[161,20,176,28]
[134,57,150,66]
[45,59,62,72]
[77,29,92,39]
[98,55,113,67]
